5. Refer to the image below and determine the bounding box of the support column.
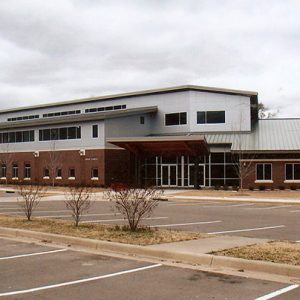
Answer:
[194,156,200,189]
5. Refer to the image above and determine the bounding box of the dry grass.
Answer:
[213,241,300,265]
[173,189,300,199]
[0,215,205,246]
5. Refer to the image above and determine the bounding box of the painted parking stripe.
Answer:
[167,202,220,206]
[36,213,121,219]
[207,225,285,235]
[244,205,291,210]
[290,210,300,213]
[254,284,299,300]
[151,220,222,228]
[296,240,300,243]
[0,263,162,297]
[0,210,70,215]
[202,203,255,208]
[81,216,168,224]
[0,249,67,261]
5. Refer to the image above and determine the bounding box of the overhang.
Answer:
[107,135,209,156]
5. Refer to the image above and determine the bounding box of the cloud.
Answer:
[0,0,299,116]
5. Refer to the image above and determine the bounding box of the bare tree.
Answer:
[64,185,94,226]
[17,183,47,221]
[105,186,163,232]
[258,102,278,119]
[47,140,62,187]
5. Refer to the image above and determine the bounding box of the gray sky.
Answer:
[0,0,299,117]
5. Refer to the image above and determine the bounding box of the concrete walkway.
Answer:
[146,236,270,254]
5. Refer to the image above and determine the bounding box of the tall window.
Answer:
[69,168,75,178]
[24,164,31,179]
[43,168,50,178]
[256,163,272,180]
[140,116,145,124]
[197,111,225,124]
[12,164,18,178]
[56,168,62,178]
[0,164,6,178]
[91,168,98,179]
[0,130,34,143]
[165,112,187,126]
[285,163,300,180]
[92,125,98,138]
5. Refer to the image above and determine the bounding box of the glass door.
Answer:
[161,164,177,187]
[188,164,205,187]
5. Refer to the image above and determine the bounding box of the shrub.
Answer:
[290,186,297,191]
[278,186,285,190]
[223,185,229,191]
[249,186,254,191]
[214,185,220,191]
[258,185,266,191]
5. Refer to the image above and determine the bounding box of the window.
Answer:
[165,112,187,126]
[24,164,31,179]
[43,168,50,178]
[0,164,6,178]
[140,116,145,124]
[39,127,81,141]
[285,163,300,180]
[7,114,39,122]
[12,164,18,178]
[197,111,225,124]
[256,163,272,180]
[43,110,80,118]
[91,168,98,179]
[85,104,126,113]
[92,125,98,138]
[69,168,75,178]
[56,168,62,178]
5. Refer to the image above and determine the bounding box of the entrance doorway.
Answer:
[161,164,177,187]
[188,164,205,187]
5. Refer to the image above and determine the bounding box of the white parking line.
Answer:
[81,216,168,224]
[167,202,220,206]
[0,263,162,297]
[207,225,285,235]
[254,284,299,300]
[202,203,255,208]
[289,210,300,213]
[0,210,70,215]
[244,205,291,210]
[296,240,300,243]
[0,249,67,261]
[36,213,120,219]
[151,220,222,228]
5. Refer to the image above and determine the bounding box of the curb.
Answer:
[0,226,299,278]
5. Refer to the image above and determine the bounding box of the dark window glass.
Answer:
[91,168,98,178]
[56,168,62,177]
[9,132,16,143]
[206,111,225,123]
[50,128,59,140]
[114,105,122,110]
[140,116,145,124]
[165,112,187,126]
[264,164,272,180]
[23,131,30,142]
[69,168,75,178]
[68,127,77,139]
[43,129,51,141]
[121,105,126,109]
[54,112,61,116]
[61,111,68,116]
[92,125,98,138]
[3,133,8,143]
[44,168,49,177]
[1,164,7,178]
[24,164,31,178]
[98,107,104,112]
[286,164,293,180]
[0,133,2,143]
[105,106,113,111]
[294,164,300,180]
[12,164,18,178]
[29,131,34,141]
[256,164,264,180]
[16,131,22,143]
[59,128,68,140]
[76,127,81,139]
[180,112,187,124]
[197,111,205,124]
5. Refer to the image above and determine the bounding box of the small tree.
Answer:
[47,140,62,187]
[64,185,94,227]
[105,186,163,232]
[17,183,47,221]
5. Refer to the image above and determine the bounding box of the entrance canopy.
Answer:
[107,135,209,157]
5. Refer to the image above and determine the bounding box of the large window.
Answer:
[39,127,81,141]
[91,168,99,179]
[165,112,187,126]
[256,163,272,180]
[0,164,6,178]
[0,130,34,143]
[197,111,225,124]
[285,163,300,180]
[12,164,18,178]
[92,125,98,138]
[69,168,76,178]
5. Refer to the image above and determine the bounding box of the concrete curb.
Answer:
[0,226,299,278]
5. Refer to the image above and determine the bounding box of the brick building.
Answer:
[0,85,299,189]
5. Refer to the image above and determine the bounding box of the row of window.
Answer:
[39,127,81,141]
[0,164,99,180]
[6,104,127,122]
[165,111,225,126]
[85,104,126,113]
[0,130,35,143]
[7,115,39,122]
[256,163,300,181]
[43,110,81,118]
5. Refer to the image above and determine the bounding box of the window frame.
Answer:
[165,112,187,126]
[285,163,300,181]
[92,125,98,138]
[197,111,226,124]
[256,163,272,181]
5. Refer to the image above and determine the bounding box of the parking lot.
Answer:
[0,237,299,299]
[0,194,299,242]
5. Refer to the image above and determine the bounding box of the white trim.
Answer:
[241,158,300,162]
[0,177,6,180]
[255,180,273,183]
[43,176,50,180]
[24,177,31,181]
[12,177,18,180]
[68,177,75,180]
[55,176,62,180]
[91,177,99,180]
[0,249,67,261]
[208,225,285,235]
[284,180,300,183]
[254,284,299,300]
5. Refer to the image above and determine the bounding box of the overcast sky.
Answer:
[0,0,299,117]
